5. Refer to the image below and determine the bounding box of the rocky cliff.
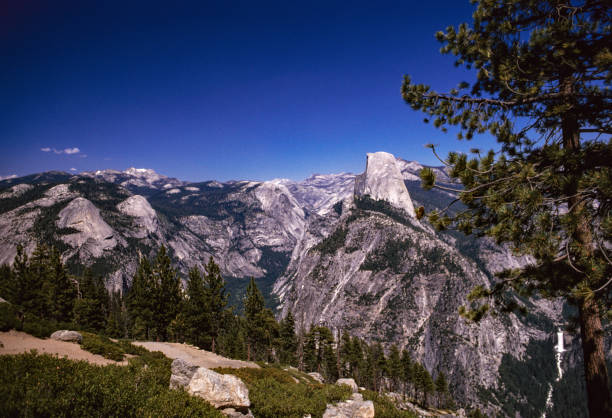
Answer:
[0,156,570,413]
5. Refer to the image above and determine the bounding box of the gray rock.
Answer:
[221,408,254,418]
[169,358,200,390]
[308,372,324,383]
[50,330,82,343]
[170,358,250,411]
[322,393,375,418]
[188,367,250,410]
[354,151,416,217]
[335,378,358,393]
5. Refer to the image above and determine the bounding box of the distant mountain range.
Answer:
[0,152,592,414]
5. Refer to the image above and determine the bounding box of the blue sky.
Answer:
[1,0,496,181]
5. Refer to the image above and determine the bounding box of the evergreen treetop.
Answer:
[402,1,611,415]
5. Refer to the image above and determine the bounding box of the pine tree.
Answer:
[127,257,155,339]
[244,278,266,361]
[387,344,402,393]
[279,312,298,366]
[400,349,413,399]
[402,2,612,414]
[46,247,75,323]
[152,246,181,341]
[435,371,449,408]
[73,269,108,332]
[204,257,227,353]
[184,266,209,347]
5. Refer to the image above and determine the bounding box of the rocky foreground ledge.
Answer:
[169,358,376,418]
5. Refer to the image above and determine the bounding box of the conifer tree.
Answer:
[244,278,266,361]
[402,2,611,414]
[279,312,298,366]
[45,247,75,323]
[73,269,108,332]
[127,257,155,339]
[184,266,209,347]
[435,371,450,408]
[204,257,227,353]
[387,344,402,392]
[400,349,414,398]
[152,246,181,341]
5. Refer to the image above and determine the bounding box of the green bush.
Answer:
[0,351,221,417]
[80,332,125,361]
[215,365,351,418]
[361,390,418,418]
[0,302,19,331]
[0,305,65,339]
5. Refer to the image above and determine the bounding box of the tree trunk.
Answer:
[561,82,612,417]
[579,297,612,417]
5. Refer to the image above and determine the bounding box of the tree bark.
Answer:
[579,296,612,417]
[561,77,612,417]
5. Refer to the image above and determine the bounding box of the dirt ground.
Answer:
[133,341,259,369]
[0,330,258,369]
[0,330,127,366]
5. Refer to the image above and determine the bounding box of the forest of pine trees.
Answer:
[0,244,454,409]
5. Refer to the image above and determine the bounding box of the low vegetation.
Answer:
[0,350,221,417]
[214,364,352,418]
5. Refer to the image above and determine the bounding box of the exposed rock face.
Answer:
[117,195,158,237]
[336,378,358,392]
[50,330,83,343]
[0,184,33,199]
[170,359,250,411]
[323,393,375,418]
[57,197,117,257]
[354,152,416,217]
[273,173,356,215]
[275,195,558,406]
[169,358,200,390]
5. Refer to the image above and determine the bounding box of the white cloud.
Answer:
[0,174,17,180]
[70,168,77,172]
[41,147,82,155]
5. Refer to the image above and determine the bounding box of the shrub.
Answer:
[361,390,418,418]
[0,303,19,332]
[214,365,351,418]
[80,332,125,361]
[0,351,221,417]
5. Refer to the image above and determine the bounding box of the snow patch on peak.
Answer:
[354,151,416,217]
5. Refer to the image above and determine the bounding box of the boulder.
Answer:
[322,393,374,418]
[335,378,358,392]
[50,330,82,344]
[170,358,250,411]
[308,372,324,383]
[221,407,254,418]
[169,358,200,389]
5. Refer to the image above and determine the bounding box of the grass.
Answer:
[214,364,352,418]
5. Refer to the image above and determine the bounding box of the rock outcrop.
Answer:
[308,372,324,383]
[117,195,158,237]
[354,152,416,217]
[335,378,358,393]
[50,330,83,343]
[57,197,117,257]
[323,393,375,418]
[169,359,250,412]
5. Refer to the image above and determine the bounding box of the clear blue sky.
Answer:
[1,0,496,181]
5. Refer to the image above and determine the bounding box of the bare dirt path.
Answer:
[133,341,259,369]
[0,330,127,366]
